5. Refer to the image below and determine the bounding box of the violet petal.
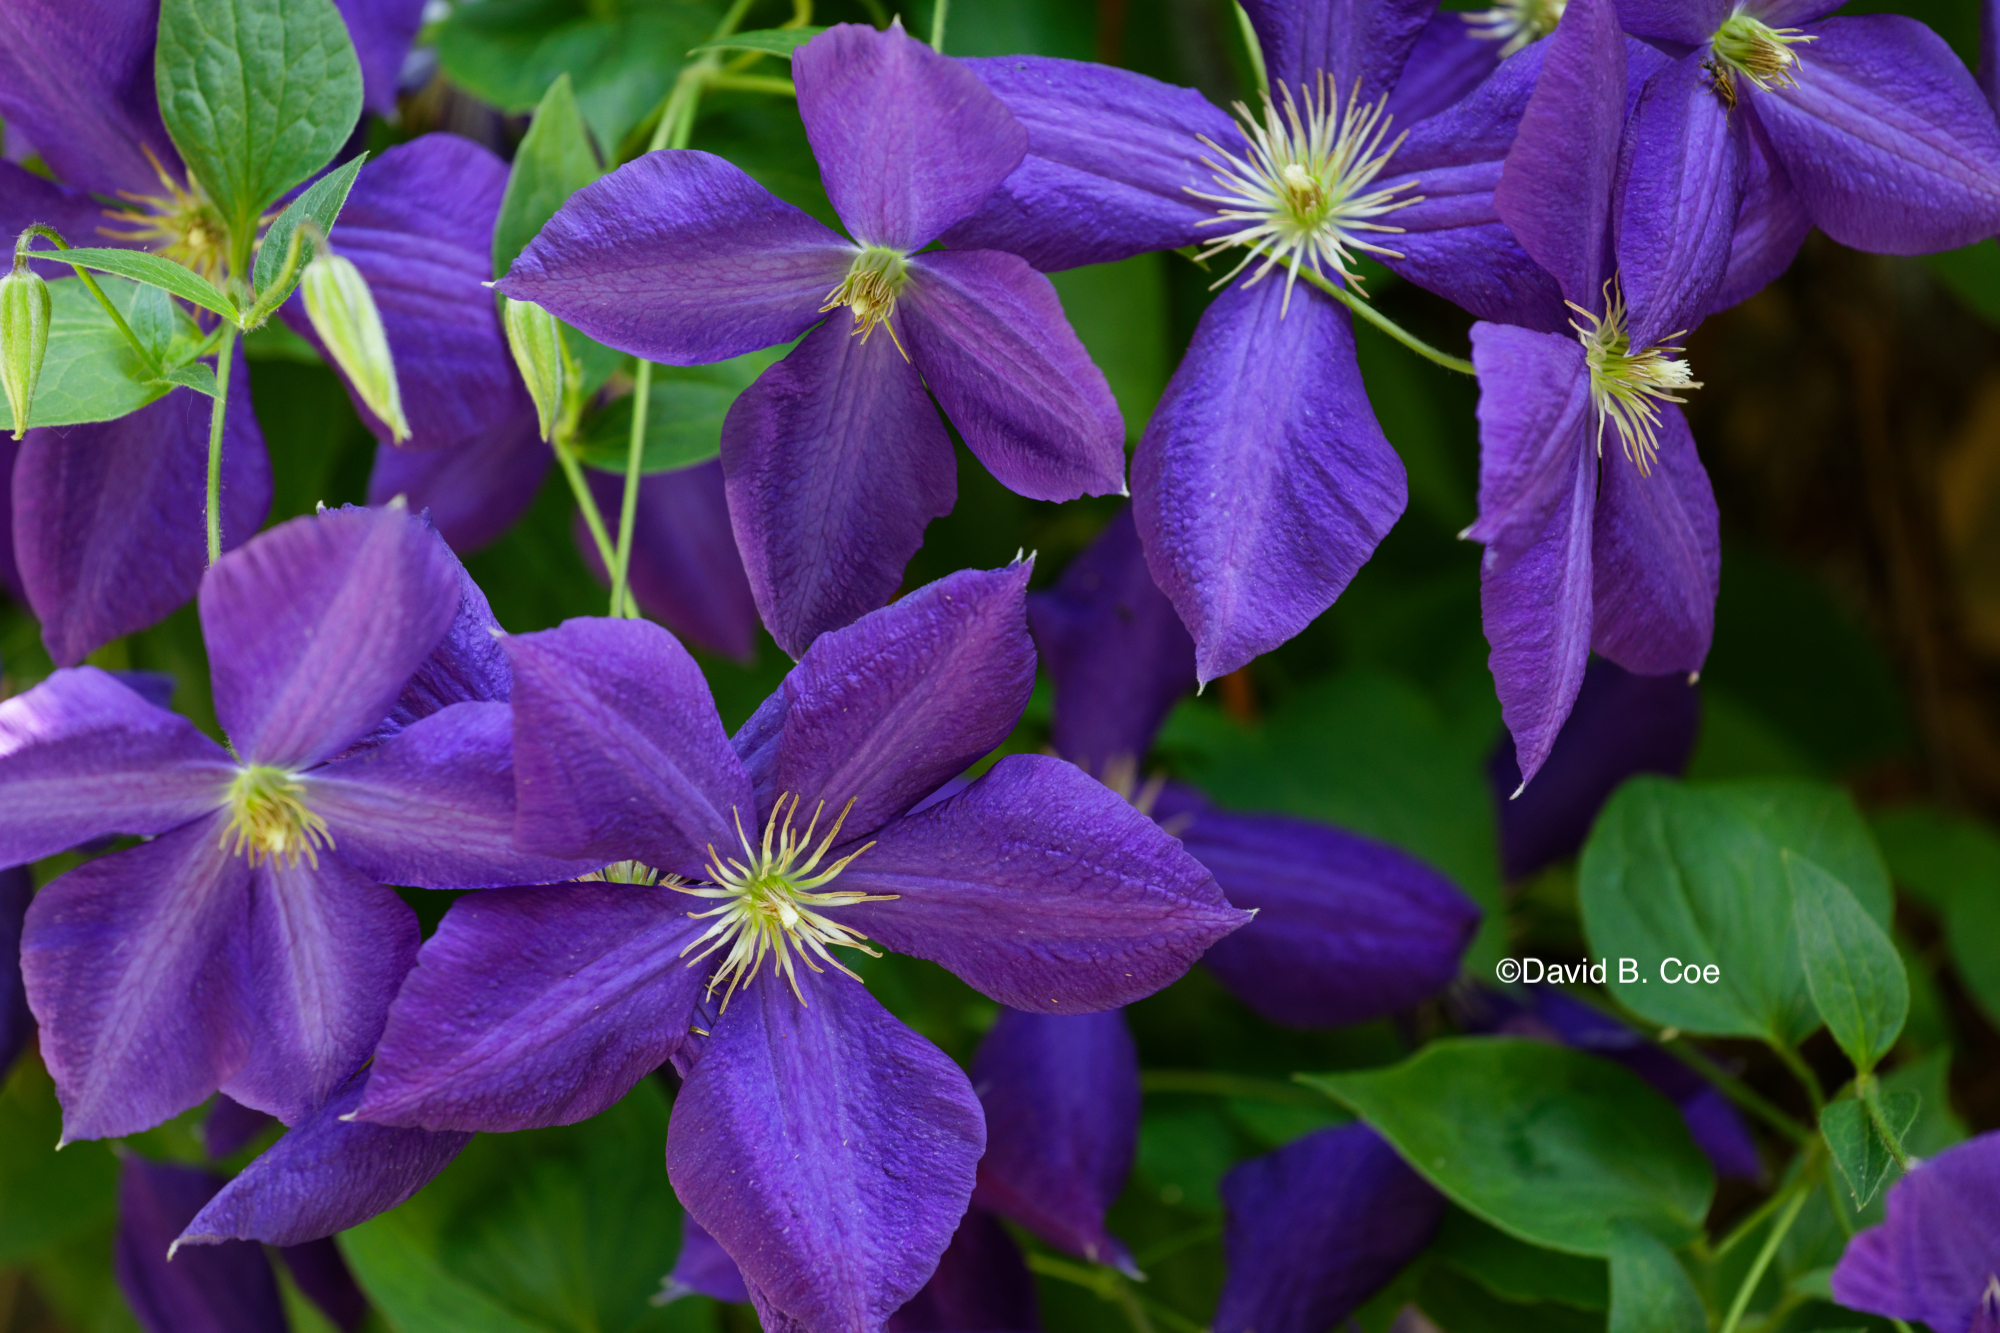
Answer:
[1710,114,1812,312]
[661,1214,751,1305]
[1385,13,1504,123]
[203,1094,276,1160]
[380,557,516,729]
[1830,1131,2000,1329]
[1,863,30,1075]
[0,163,115,280]
[1588,404,1719,676]
[336,0,425,116]
[1239,0,1435,101]
[887,1207,1043,1333]
[367,415,549,554]
[0,0,180,196]
[115,1158,285,1333]
[581,462,761,661]
[1463,323,1593,557]
[278,1240,369,1333]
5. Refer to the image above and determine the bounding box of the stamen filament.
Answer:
[1568,279,1702,476]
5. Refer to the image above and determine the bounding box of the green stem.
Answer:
[20,226,161,376]
[706,73,796,95]
[555,435,618,577]
[1132,1222,1220,1268]
[1773,1043,1825,1120]
[609,361,649,618]
[929,0,949,50]
[1139,1069,1329,1108]
[1297,265,1476,375]
[1717,1186,1808,1333]
[1713,1152,1817,1261]
[241,221,317,329]
[205,324,240,565]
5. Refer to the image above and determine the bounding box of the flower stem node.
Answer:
[678,793,898,1009]
[1568,281,1702,476]
[1462,0,1569,56]
[1,245,52,441]
[220,766,333,869]
[502,296,566,443]
[822,245,912,358]
[302,250,411,442]
[1710,11,1816,96]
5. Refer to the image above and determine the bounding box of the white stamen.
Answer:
[1462,0,1568,57]
[1567,279,1702,477]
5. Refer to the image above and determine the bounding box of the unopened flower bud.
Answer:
[301,251,410,442]
[502,296,565,443]
[1,260,52,440]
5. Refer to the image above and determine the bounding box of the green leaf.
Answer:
[45,247,237,321]
[1873,804,2000,1029]
[576,346,785,474]
[1578,777,1892,1047]
[0,1059,119,1266]
[1303,1038,1714,1257]
[1878,1047,1968,1157]
[1430,1209,1608,1311]
[494,74,603,279]
[0,277,181,431]
[1604,1223,1705,1333]
[152,362,219,397]
[1821,1091,1917,1209]
[1788,851,1908,1073]
[154,0,363,242]
[1414,1255,1610,1333]
[689,25,824,56]
[251,151,367,306]
[1924,241,2000,325]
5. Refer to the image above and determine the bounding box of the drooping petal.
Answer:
[335,0,425,116]
[1158,791,1481,1028]
[1,864,30,1075]
[1239,0,1436,102]
[969,1009,1139,1272]
[1488,658,1701,879]
[203,1094,276,1159]
[887,1208,1043,1333]
[357,883,708,1132]
[0,666,232,866]
[1463,323,1594,556]
[943,56,1242,271]
[367,416,549,554]
[0,0,180,197]
[1027,506,1194,772]
[901,249,1126,501]
[307,702,598,889]
[1710,114,1812,311]
[1214,1124,1444,1333]
[840,754,1247,1012]
[667,972,985,1331]
[223,855,419,1125]
[1589,404,1718,676]
[1385,13,1503,124]
[497,151,852,365]
[23,818,254,1142]
[180,1066,470,1247]
[1749,16,2000,254]
[504,617,750,875]
[793,23,1027,251]
[580,461,761,662]
[16,366,270,667]
[202,503,461,770]
[1132,279,1406,684]
[661,1214,751,1305]
[1830,1131,2000,1331]
[720,316,958,658]
[741,563,1035,840]
[115,1158,286,1333]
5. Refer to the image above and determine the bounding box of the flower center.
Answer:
[821,246,911,359]
[1707,10,1815,103]
[219,765,333,869]
[677,794,897,1009]
[1568,281,1702,476]
[99,147,232,286]
[582,860,675,886]
[1186,73,1420,313]
[1462,0,1568,56]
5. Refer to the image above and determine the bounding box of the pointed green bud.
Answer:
[301,251,410,442]
[502,296,565,443]
[1,257,52,441]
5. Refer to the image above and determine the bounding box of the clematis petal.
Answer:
[793,23,1027,251]
[0,666,233,865]
[0,163,115,280]
[202,503,461,770]
[888,1208,1042,1333]
[504,617,750,875]
[357,884,708,1132]
[307,702,597,889]
[720,316,958,658]
[1385,13,1504,124]
[839,754,1248,1012]
[180,1067,470,1247]
[580,462,761,662]
[16,365,270,668]
[1830,1130,2000,1329]
[665,971,986,1332]
[970,1009,1139,1272]
[1160,793,1481,1028]
[367,416,549,554]
[1710,115,1812,312]
[1239,0,1435,102]
[203,1094,276,1159]
[1,864,29,1074]
[0,0,180,196]
[1463,323,1594,555]
[278,1241,369,1333]
[1132,279,1406,684]
[1589,404,1718,676]
[1614,0,1728,44]
[1214,1124,1445,1333]
[902,249,1126,501]
[115,1158,286,1333]
[498,151,852,365]
[743,563,1035,838]
[661,1214,751,1305]
[380,557,515,729]
[223,856,419,1125]
[23,818,254,1142]
[943,56,1243,271]
[1027,506,1195,772]
[1492,0,1627,306]
[336,0,425,116]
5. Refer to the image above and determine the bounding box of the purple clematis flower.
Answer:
[1466,0,1728,785]
[0,502,592,1141]
[497,22,1127,658]
[1831,1130,2000,1333]
[946,0,1564,681]
[351,561,1245,1331]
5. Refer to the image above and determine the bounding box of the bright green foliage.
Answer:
[1605,1224,1705,1333]
[1821,1091,1918,1209]
[0,277,188,432]
[577,347,787,474]
[250,154,368,314]
[1788,851,1909,1074]
[494,75,604,280]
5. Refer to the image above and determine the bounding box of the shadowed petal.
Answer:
[16,366,270,667]
[720,317,957,658]
[279,1241,368,1333]
[203,1094,276,1159]
[661,1214,751,1305]
[203,504,461,770]
[1464,323,1593,555]
[23,818,254,1142]
[794,23,1026,251]
[970,1009,1138,1272]
[180,1067,469,1247]
[505,617,750,875]
[840,755,1247,1012]
[1239,0,1435,101]
[1751,16,2000,253]
[1711,115,1811,311]
[1589,405,1718,676]
[1133,279,1405,684]
[665,971,986,1332]
[115,1158,285,1333]
[367,416,549,554]
[1214,1124,1445,1333]
[1830,1131,2000,1331]
[0,0,180,196]
[903,249,1126,501]
[498,151,851,365]
[358,884,709,1132]
[0,666,232,865]
[888,1208,1042,1333]
[742,564,1035,839]
[580,462,760,661]
[1386,13,1504,123]
[1,865,30,1075]
[381,556,515,729]
[0,436,18,603]
[337,0,425,115]
[0,163,115,280]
